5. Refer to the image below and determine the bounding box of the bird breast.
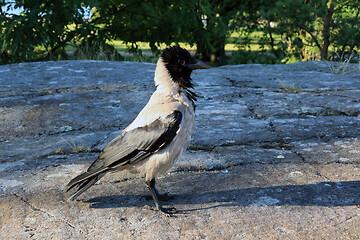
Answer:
[134,91,195,181]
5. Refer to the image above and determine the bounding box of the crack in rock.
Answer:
[13,192,88,236]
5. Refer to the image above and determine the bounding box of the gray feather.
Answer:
[66,110,182,200]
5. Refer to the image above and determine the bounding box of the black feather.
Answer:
[161,46,197,89]
[66,111,183,201]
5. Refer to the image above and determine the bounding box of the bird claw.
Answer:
[160,206,178,214]
[143,205,178,217]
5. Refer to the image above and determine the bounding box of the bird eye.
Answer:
[177,59,185,65]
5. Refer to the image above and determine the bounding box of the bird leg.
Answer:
[145,185,174,201]
[145,179,177,216]
[154,188,175,201]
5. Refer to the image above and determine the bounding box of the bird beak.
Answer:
[185,59,211,70]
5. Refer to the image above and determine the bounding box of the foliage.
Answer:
[0,0,116,64]
[93,0,198,55]
[228,50,280,64]
[1,0,359,64]
[72,37,122,61]
[189,0,234,65]
[330,1,360,61]
[191,0,268,65]
[248,0,360,61]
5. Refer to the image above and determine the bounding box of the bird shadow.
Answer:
[85,180,360,211]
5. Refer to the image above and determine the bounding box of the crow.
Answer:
[66,46,210,216]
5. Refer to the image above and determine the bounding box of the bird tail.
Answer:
[66,169,107,201]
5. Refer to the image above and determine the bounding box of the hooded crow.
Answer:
[66,46,210,216]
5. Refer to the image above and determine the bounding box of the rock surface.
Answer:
[0,60,359,239]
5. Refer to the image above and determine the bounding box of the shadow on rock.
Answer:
[86,180,360,211]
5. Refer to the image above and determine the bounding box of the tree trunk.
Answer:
[321,2,334,60]
[196,36,227,65]
[216,37,227,65]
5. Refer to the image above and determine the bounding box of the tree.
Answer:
[330,1,360,61]
[191,0,266,65]
[0,0,117,64]
[94,0,197,54]
[260,0,360,61]
[95,0,270,65]
[2,0,359,64]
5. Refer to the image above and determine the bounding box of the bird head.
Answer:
[156,46,210,89]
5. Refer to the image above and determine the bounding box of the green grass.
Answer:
[106,40,197,52]
[278,80,303,93]
[226,30,281,51]
[61,30,284,63]
[104,30,276,53]
[62,138,92,153]
[325,53,360,74]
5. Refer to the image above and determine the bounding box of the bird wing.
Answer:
[87,110,183,173]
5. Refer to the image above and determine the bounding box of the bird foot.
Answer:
[143,205,178,217]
